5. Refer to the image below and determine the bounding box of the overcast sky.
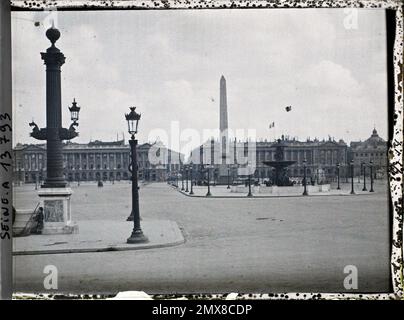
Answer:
[12,9,388,155]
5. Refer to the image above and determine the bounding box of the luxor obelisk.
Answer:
[217,75,230,184]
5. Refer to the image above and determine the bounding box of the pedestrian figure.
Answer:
[33,207,44,234]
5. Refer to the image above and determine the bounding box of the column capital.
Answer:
[41,48,65,67]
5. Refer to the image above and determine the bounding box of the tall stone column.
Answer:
[41,28,67,188]
[30,27,80,234]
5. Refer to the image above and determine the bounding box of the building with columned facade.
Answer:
[13,140,183,184]
[189,135,349,184]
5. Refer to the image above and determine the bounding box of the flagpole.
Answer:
[274,122,277,142]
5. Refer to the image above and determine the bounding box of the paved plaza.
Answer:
[13,181,391,294]
[13,219,184,255]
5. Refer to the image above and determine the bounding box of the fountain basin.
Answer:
[260,184,330,195]
[230,184,330,195]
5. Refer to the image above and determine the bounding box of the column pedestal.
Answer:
[38,187,78,234]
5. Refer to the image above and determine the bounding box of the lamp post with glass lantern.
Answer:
[181,166,185,191]
[185,165,189,193]
[369,160,374,192]
[125,107,148,243]
[302,159,308,196]
[350,160,355,195]
[29,37,81,189]
[205,164,212,197]
[336,163,341,190]
[28,26,82,234]
[362,161,367,191]
[189,162,194,195]
[227,164,231,189]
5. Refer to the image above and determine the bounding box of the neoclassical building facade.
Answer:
[13,140,183,184]
[349,128,388,177]
[189,135,349,183]
[188,129,388,184]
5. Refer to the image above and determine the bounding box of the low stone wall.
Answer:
[231,184,331,195]
[231,185,260,194]
[261,184,331,195]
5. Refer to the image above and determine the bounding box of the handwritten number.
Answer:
[0,113,11,241]
[0,113,11,121]
[0,162,11,172]
[0,124,11,132]
[0,151,11,160]
[0,135,10,144]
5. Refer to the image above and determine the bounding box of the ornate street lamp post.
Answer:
[302,159,308,196]
[30,29,81,188]
[362,162,367,191]
[227,165,231,189]
[189,162,194,195]
[181,166,185,191]
[336,163,341,190]
[350,160,355,195]
[206,165,212,197]
[185,165,189,193]
[125,107,148,244]
[369,160,374,192]
[29,26,81,234]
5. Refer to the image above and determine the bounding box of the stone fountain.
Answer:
[263,138,296,186]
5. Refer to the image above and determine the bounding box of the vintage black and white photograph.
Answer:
[8,7,395,295]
